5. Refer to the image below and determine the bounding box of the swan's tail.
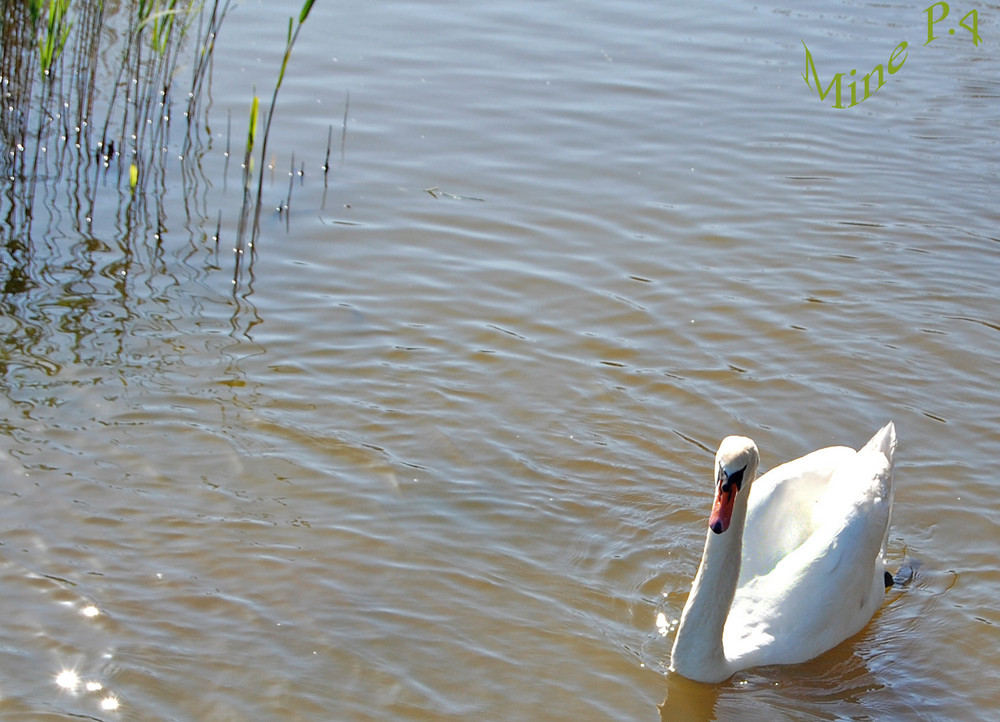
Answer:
[863,421,897,462]
[863,422,897,564]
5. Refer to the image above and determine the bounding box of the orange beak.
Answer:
[709,478,738,534]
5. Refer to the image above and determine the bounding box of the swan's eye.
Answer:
[724,465,746,492]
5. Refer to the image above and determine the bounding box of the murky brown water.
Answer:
[2,0,999,719]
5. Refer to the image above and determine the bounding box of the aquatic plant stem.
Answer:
[249,0,316,244]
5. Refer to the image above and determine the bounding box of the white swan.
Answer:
[669,422,897,683]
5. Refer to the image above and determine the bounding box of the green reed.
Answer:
[234,94,259,272]
[34,0,72,77]
[237,0,316,254]
[2,0,323,290]
[2,1,233,224]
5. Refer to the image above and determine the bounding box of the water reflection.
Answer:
[2,0,999,717]
[54,668,81,691]
[658,629,899,721]
[659,673,720,722]
[47,600,121,712]
[54,666,120,713]
[0,0,306,318]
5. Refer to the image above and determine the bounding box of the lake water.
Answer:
[2,0,998,719]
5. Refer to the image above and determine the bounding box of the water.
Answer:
[1,0,998,719]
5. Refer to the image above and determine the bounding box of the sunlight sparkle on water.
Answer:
[55,666,119,711]
[655,612,673,637]
[55,669,80,691]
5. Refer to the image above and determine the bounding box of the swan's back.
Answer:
[739,445,855,584]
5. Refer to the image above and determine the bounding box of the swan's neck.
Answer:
[670,508,746,681]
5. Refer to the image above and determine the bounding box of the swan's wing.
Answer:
[727,426,895,669]
[739,446,855,584]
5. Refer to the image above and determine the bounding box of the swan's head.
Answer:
[709,436,759,535]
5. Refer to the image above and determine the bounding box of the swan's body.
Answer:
[669,422,897,683]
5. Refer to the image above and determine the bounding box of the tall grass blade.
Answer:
[236,94,260,255]
[300,0,316,24]
[248,2,316,245]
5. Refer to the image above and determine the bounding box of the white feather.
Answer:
[670,423,897,683]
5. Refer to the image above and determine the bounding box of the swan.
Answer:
[669,422,897,683]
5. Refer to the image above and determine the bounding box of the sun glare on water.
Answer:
[55,669,81,691]
[54,667,121,713]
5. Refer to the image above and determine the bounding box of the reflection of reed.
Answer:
[0,1,323,292]
[1,1,264,388]
[2,1,236,270]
